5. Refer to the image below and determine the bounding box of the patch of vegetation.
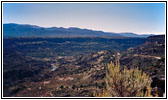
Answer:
[3,37,146,57]
[94,61,153,97]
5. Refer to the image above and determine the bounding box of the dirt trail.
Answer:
[133,54,161,60]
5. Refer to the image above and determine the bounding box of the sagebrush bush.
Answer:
[95,61,153,97]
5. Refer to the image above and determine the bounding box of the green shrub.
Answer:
[95,61,152,97]
[60,85,64,89]
[72,85,76,89]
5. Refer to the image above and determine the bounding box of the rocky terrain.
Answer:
[120,35,165,96]
[3,35,165,97]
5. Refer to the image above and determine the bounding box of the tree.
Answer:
[95,82,98,88]
[72,85,76,89]
[60,85,64,89]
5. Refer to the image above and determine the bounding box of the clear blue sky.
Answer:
[3,3,165,35]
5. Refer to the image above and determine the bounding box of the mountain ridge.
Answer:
[3,23,153,38]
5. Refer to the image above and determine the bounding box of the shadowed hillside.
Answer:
[3,35,165,97]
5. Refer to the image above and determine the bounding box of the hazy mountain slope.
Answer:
[3,23,123,37]
[119,32,153,37]
[3,23,152,38]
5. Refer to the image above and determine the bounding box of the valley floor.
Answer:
[3,36,165,97]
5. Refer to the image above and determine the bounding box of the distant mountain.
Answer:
[119,32,153,38]
[3,23,152,38]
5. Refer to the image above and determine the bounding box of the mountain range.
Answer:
[3,23,153,38]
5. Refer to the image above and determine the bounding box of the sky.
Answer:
[3,3,166,35]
